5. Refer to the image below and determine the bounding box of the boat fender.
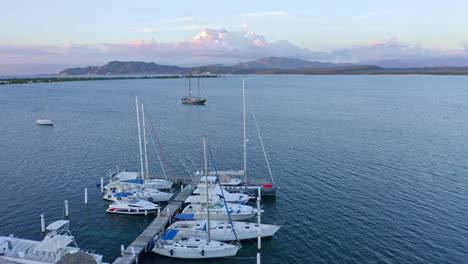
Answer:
[170,249,174,256]
[117,197,122,200]
[148,197,153,202]
[201,249,205,256]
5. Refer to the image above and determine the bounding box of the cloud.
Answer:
[241,11,286,17]
[324,38,468,66]
[2,28,468,74]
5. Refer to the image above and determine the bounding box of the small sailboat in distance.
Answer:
[36,87,53,125]
[181,76,207,105]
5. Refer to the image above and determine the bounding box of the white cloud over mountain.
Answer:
[1,27,468,74]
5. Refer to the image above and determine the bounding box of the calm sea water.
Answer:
[1,75,468,263]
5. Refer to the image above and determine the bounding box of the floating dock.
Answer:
[112,189,192,264]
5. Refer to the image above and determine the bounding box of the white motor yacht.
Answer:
[106,198,159,215]
[0,220,106,264]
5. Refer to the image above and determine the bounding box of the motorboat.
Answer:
[169,218,280,241]
[106,198,159,215]
[182,201,258,221]
[152,229,239,259]
[0,220,105,263]
[36,119,53,126]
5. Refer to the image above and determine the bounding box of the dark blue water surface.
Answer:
[1,75,468,263]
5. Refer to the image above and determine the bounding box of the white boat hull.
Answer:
[170,221,280,241]
[152,236,238,259]
[153,246,238,259]
[36,119,53,125]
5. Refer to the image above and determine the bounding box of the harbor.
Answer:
[2,75,468,263]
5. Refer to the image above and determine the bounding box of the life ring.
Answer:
[170,249,174,256]
[200,207,205,211]
[107,195,112,199]
[201,249,205,256]
[148,197,154,202]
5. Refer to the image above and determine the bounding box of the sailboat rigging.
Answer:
[181,76,207,105]
[36,87,53,125]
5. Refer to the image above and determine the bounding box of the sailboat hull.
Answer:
[223,184,277,197]
[181,97,207,105]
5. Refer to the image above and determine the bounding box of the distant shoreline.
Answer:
[2,71,468,86]
[0,74,217,85]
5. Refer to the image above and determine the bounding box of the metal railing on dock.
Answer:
[112,189,192,264]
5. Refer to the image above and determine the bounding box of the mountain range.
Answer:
[59,57,468,75]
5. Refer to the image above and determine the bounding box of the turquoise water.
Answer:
[1,75,468,263]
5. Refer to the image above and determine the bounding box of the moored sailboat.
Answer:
[181,76,207,105]
[152,136,240,259]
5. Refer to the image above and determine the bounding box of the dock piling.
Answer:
[40,214,45,233]
[64,200,69,217]
[100,178,104,193]
[84,188,88,205]
[120,245,124,257]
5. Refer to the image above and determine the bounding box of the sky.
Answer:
[2,0,468,74]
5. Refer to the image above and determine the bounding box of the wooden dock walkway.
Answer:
[112,189,192,264]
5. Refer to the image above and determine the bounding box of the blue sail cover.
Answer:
[161,229,179,240]
[175,213,195,219]
[120,179,144,184]
[114,192,133,197]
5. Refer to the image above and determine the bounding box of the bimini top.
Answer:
[46,220,69,231]
[161,229,179,240]
[35,235,73,252]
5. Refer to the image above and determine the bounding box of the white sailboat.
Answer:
[152,230,238,259]
[152,136,240,259]
[182,199,257,221]
[103,187,173,203]
[103,97,173,193]
[209,79,277,196]
[36,87,53,125]
[0,220,106,264]
[190,184,252,205]
[168,219,280,241]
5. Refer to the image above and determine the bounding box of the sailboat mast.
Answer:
[141,102,149,180]
[243,79,247,183]
[40,87,45,118]
[198,76,200,97]
[188,77,192,97]
[203,135,211,242]
[135,96,144,177]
